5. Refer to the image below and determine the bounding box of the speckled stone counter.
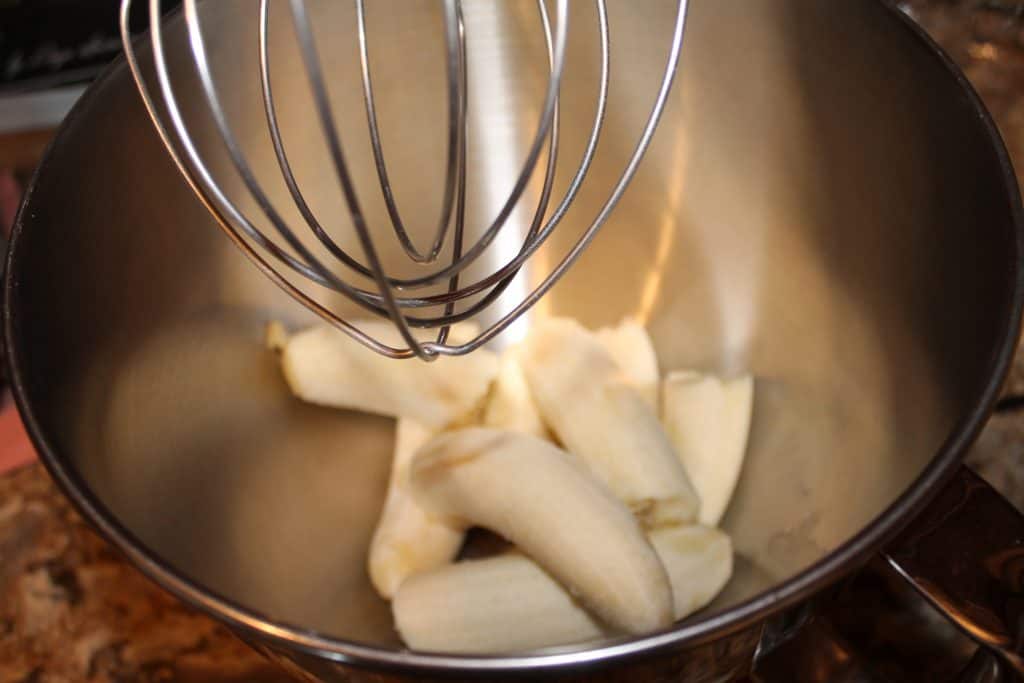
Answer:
[0,459,289,682]
[903,0,1024,515]
[3,2,1024,682]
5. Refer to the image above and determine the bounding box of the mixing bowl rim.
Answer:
[5,2,1024,674]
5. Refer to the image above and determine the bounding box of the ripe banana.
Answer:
[264,320,289,352]
[520,318,699,527]
[482,347,548,438]
[408,427,674,634]
[661,371,754,526]
[596,318,660,408]
[393,525,732,654]
[279,320,498,428]
[368,419,464,599]
[484,320,658,436]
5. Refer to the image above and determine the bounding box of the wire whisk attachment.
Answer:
[120,0,688,360]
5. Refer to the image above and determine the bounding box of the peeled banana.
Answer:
[484,320,658,436]
[279,320,498,428]
[596,318,660,408]
[482,347,548,438]
[520,318,700,527]
[273,312,746,654]
[264,320,289,352]
[661,371,754,526]
[393,525,732,654]
[367,419,464,598]
[408,427,674,634]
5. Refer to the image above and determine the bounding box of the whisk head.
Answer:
[120,0,688,360]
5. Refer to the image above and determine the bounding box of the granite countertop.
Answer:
[0,459,290,682]
[4,2,1024,682]
[906,0,1024,511]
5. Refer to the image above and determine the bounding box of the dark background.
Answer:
[0,0,180,93]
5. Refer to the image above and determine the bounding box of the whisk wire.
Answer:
[259,0,379,282]
[356,0,461,264]
[123,0,409,357]
[256,0,559,324]
[286,0,432,356]
[461,0,691,354]
[436,0,469,349]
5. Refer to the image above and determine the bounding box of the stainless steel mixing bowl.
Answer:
[6,1,1024,680]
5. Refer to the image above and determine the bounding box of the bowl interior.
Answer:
[8,0,1020,651]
